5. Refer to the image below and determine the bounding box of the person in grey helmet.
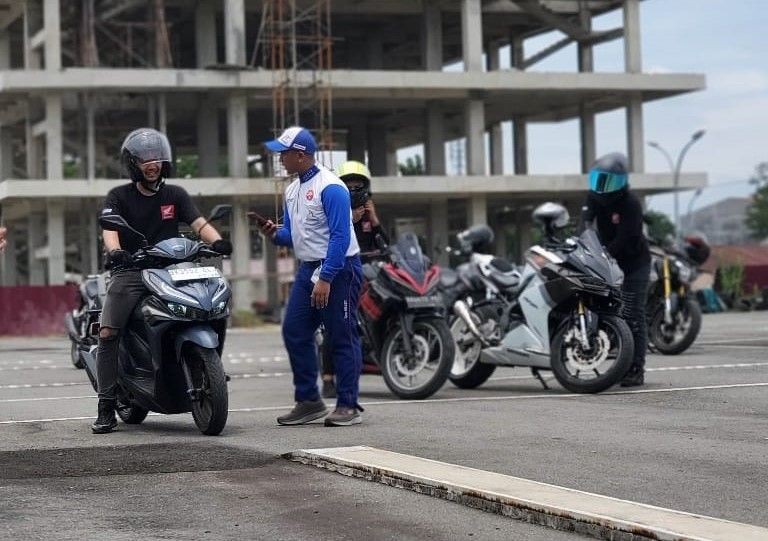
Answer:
[582,152,650,387]
[91,128,232,434]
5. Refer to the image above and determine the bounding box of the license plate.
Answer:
[405,295,442,308]
[168,266,220,282]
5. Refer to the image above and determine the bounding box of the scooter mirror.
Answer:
[207,204,232,222]
[99,213,147,243]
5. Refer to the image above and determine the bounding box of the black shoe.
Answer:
[620,369,645,388]
[91,399,117,434]
[324,407,362,427]
[321,379,336,399]
[277,399,328,426]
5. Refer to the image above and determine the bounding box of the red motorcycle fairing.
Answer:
[383,263,441,296]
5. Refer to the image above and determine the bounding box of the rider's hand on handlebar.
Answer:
[211,239,233,256]
[108,249,133,268]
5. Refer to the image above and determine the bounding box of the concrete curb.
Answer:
[287,446,768,541]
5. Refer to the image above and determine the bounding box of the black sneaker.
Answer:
[324,407,362,427]
[620,369,645,388]
[277,400,328,426]
[91,399,118,434]
[321,379,336,399]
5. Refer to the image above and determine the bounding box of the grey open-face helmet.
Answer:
[532,202,570,230]
[120,128,173,192]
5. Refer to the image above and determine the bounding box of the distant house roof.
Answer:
[702,245,768,289]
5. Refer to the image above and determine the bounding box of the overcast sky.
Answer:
[401,0,767,219]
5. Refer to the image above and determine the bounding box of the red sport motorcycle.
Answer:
[319,233,455,399]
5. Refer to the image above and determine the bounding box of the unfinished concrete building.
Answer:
[0,0,706,311]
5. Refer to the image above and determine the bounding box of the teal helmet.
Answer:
[589,152,628,194]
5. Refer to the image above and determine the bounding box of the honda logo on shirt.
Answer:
[161,205,176,220]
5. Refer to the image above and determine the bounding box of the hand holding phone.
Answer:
[248,211,278,237]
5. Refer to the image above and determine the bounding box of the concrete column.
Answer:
[1,223,17,286]
[231,200,251,311]
[88,202,99,273]
[461,0,483,72]
[0,29,11,69]
[25,112,43,179]
[422,0,442,71]
[623,0,642,73]
[578,4,596,173]
[512,118,528,175]
[23,1,41,70]
[0,126,13,180]
[224,0,245,65]
[429,200,449,265]
[515,210,532,262]
[28,213,45,285]
[227,94,248,177]
[386,148,398,177]
[45,93,63,180]
[78,202,91,275]
[366,31,383,69]
[43,0,61,70]
[198,96,220,177]
[495,224,507,259]
[467,194,487,226]
[487,42,504,175]
[157,93,167,133]
[465,98,485,176]
[425,102,445,175]
[626,94,644,172]
[195,0,218,68]
[510,35,524,70]
[346,120,366,162]
[367,123,388,176]
[86,96,96,181]
[46,199,65,285]
[264,240,279,310]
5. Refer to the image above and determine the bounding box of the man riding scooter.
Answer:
[92,128,232,434]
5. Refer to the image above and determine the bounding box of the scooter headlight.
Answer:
[167,302,188,317]
[211,300,229,316]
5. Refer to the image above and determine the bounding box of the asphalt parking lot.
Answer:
[0,311,766,540]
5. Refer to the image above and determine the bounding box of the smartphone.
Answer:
[247,211,269,227]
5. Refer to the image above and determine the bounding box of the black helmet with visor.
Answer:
[121,128,173,192]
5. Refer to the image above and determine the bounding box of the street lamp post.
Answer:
[648,129,706,242]
[685,188,703,232]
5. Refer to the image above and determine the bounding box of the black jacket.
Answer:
[582,189,650,271]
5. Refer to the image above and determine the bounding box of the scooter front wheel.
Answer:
[184,345,228,436]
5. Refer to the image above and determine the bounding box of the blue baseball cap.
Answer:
[264,126,317,154]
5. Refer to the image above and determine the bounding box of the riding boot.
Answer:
[91,398,117,434]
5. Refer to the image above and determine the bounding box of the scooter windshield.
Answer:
[147,238,204,260]
[392,233,427,284]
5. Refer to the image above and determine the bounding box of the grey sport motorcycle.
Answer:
[80,206,232,435]
[450,203,634,394]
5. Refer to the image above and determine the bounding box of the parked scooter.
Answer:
[79,205,233,435]
[451,203,634,394]
[65,273,108,368]
[646,234,709,355]
[319,232,455,399]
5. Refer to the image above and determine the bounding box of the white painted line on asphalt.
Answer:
[0,365,69,371]
[289,446,768,541]
[228,372,290,380]
[2,382,767,425]
[0,395,95,403]
[697,337,768,345]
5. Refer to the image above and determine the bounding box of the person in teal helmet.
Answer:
[582,152,650,387]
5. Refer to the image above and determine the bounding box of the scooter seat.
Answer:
[490,271,519,290]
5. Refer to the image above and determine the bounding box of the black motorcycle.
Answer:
[80,206,232,435]
[646,235,708,355]
[65,273,108,368]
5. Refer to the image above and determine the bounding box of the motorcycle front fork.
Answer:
[577,300,591,350]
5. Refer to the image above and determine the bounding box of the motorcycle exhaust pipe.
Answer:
[453,300,489,346]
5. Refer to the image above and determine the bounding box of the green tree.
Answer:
[644,210,676,244]
[746,162,768,240]
[398,155,425,176]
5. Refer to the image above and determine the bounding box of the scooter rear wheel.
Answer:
[184,345,228,436]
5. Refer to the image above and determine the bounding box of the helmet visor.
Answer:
[589,170,628,193]
[122,129,172,164]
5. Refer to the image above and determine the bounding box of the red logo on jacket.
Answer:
[306,190,314,201]
[161,205,176,220]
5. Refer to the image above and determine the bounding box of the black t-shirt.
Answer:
[101,183,201,254]
[583,189,650,271]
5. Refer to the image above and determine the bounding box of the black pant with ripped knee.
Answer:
[96,270,147,400]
